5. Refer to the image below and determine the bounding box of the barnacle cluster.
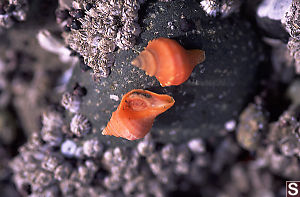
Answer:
[235,96,300,180]
[12,104,299,197]
[283,0,300,73]
[60,0,142,80]
[0,0,28,29]
[268,105,300,158]
[284,0,300,40]
[9,82,300,196]
[199,0,242,18]
[255,105,300,179]
[10,91,101,196]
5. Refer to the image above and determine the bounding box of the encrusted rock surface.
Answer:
[284,0,300,73]
[11,96,300,196]
[2,0,300,196]
[62,0,142,80]
[66,0,264,146]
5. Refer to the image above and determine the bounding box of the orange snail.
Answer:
[102,89,175,140]
[131,37,205,87]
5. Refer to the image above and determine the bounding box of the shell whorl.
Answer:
[131,48,158,76]
[102,89,175,140]
[131,38,205,86]
[102,111,139,140]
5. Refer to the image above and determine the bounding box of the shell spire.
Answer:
[102,89,175,140]
[131,37,205,87]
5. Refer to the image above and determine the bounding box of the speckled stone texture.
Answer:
[67,0,264,147]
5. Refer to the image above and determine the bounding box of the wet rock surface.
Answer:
[67,0,264,146]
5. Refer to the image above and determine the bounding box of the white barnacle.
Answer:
[34,169,53,187]
[83,138,103,157]
[54,163,72,181]
[225,119,236,131]
[187,138,206,154]
[61,92,81,113]
[137,139,155,157]
[77,160,98,184]
[61,139,77,157]
[200,0,220,17]
[70,114,91,137]
[42,110,63,131]
[75,146,84,158]
[41,128,63,146]
[161,143,176,162]
[147,153,163,175]
[175,161,189,175]
[41,153,63,172]
[220,0,242,18]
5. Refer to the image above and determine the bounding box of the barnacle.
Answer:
[200,0,242,17]
[284,0,300,73]
[200,0,220,17]
[61,0,141,80]
[82,138,103,157]
[131,38,205,86]
[283,0,300,39]
[41,110,64,146]
[61,139,78,157]
[41,153,63,172]
[70,113,91,137]
[102,89,175,140]
[187,138,206,154]
[54,163,73,181]
[61,92,81,113]
[0,0,28,29]
[220,0,242,18]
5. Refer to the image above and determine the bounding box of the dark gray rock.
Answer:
[67,0,264,147]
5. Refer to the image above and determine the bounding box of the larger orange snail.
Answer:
[131,37,205,86]
[102,89,175,140]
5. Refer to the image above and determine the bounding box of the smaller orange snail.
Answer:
[102,89,175,140]
[131,37,205,87]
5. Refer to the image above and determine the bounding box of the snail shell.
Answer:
[102,89,175,140]
[131,37,205,86]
